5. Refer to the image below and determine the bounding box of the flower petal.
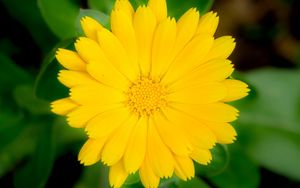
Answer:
[74,37,104,62]
[114,0,134,18]
[51,98,78,115]
[174,156,195,181]
[196,11,219,35]
[67,104,122,128]
[152,112,190,156]
[80,16,103,41]
[167,82,227,104]
[190,148,212,165]
[70,84,125,105]
[173,8,199,57]
[101,115,138,166]
[168,59,233,91]
[163,107,216,149]
[87,61,129,90]
[111,9,138,65]
[222,79,250,102]
[78,138,107,166]
[97,28,139,81]
[172,102,239,123]
[124,117,148,173]
[204,122,237,144]
[140,155,160,188]
[147,120,174,178]
[148,0,167,23]
[58,70,98,88]
[86,108,130,138]
[56,49,86,71]
[109,161,129,188]
[162,35,214,84]
[151,17,177,78]
[203,36,235,62]
[134,6,157,75]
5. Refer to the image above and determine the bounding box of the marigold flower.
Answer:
[51,0,249,187]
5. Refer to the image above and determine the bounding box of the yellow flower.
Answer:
[51,0,249,187]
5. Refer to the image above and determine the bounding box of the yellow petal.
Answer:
[167,82,227,104]
[163,107,216,150]
[67,104,122,128]
[151,17,177,78]
[58,70,98,88]
[190,148,212,165]
[172,102,239,123]
[97,29,139,81]
[124,117,148,173]
[70,84,125,105]
[78,138,107,166]
[222,79,250,102]
[56,48,86,71]
[162,35,214,84]
[101,115,138,166]
[133,6,156,75]
[203,36,235,62]
[139,156,160,188]
[168,59,233,91]
[87,61,129,91]
[173,8,199,56]
[174,156,195,181]
[114,0,134,18]
[148,0,167,23]
[153,113,190,156]
[196,11,219,35]
[80,16,103,40]
[204,122,237,144]
[86,108,130,138]
[74,37,104,62]
[109,161,128,188]
[111,9,138,65]
[51,98,78,115]
[147,121,174,178]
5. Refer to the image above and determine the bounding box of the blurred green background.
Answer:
[0,0,300,187]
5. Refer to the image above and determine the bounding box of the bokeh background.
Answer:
[0,0,300,187]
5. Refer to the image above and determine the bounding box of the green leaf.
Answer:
[196,144,229,177]
[159,177,179,188]
[38,0,80,39]
[209,145,260,188]
[76,9,110,35]
[13,84,50,115]
[0,38,19,57]
[129,0,148,8]
[0,53,31,89]
[74,165,101,188]
[14,118,55,188]
[177,178,210,188]
[2,0,57,52]
[122,182,144,188]
[88,0,114,14]
[238,125,300,181]
[125,172,140,185]
[0,111,24,151]
[34,40,73,101]
[233,69,300,181]
[52,117,86,156]
[167,0,214,19]
[235,69,300,134]
[0,124,36,177]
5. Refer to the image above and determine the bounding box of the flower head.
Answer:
[51,0,249,187]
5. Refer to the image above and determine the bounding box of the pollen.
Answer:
[126,77,167,116]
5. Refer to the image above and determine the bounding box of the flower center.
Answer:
[126,77,167,116]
